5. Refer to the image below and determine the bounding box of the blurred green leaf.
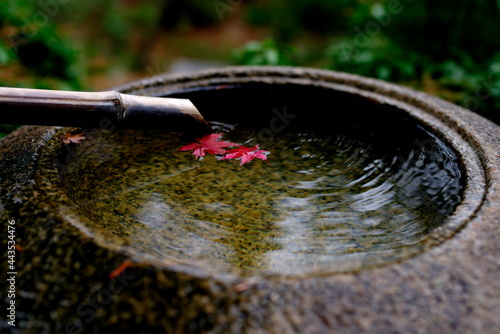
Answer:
[0,40,14,64]
[233,38,296,66]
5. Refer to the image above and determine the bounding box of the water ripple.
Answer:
[61,122,463,275]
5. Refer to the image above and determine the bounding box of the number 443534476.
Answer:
[7,220,16,269]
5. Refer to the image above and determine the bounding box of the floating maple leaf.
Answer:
[60,132,86,144]
[220,145,270,165]
[178,133,237,158]
[178,133,270,165]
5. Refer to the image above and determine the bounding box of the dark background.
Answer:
[1,0,499,138]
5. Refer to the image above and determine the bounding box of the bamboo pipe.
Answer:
[0,87,212,134]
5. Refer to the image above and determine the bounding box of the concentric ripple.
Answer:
[60,120,463,275]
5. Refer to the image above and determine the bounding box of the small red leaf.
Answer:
[220,145,270,165]
[60,132,86,144]
[109,260,133,279]
[179,133,237,158]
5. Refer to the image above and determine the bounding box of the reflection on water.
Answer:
[61,121,462,275]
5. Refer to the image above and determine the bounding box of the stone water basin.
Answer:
[1,66,499,333]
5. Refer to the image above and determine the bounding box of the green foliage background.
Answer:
[237,0,500,123]
[1,0,499,138]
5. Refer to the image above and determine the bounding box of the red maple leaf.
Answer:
[178,133,237,158]
[60,132,86,144]
[220,145,270,165]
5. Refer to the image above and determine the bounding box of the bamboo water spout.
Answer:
[0,87,212,134]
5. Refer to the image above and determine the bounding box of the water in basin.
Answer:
[59,113,462,275]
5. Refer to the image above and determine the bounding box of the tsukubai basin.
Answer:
[1,66,499,333]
